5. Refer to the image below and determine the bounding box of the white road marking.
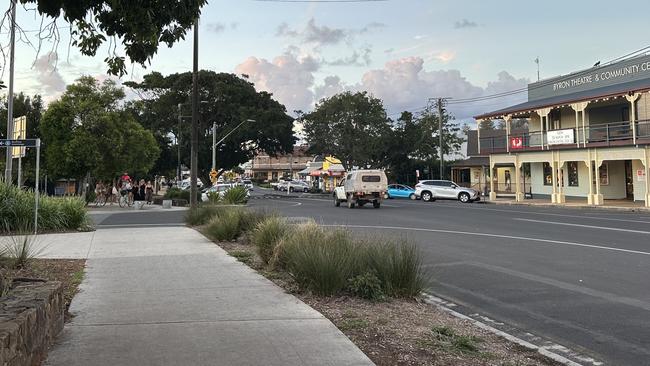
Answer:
[428,202,650,224]
[319,224,650,256]
[515,218,650,235]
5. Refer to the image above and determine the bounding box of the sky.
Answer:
[2,0,650,121]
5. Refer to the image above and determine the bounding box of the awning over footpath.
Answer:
[450,156,489,168]
[475,76,650,120]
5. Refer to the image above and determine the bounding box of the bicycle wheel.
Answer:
[118,194,127,208]
[98,194,107,207]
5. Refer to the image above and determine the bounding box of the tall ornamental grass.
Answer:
[257,219,427,298]
[0,180,89,233]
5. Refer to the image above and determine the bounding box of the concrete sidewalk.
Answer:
[485,198,650,212]
[41,227,373,366]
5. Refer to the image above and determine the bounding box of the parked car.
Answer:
[178,178,204,190]
[278,180,310,193]
[414,180,480,203]
[201,183,250,202]
[334,170,388,209]
[242,179,254,190]
[385,184,416,200]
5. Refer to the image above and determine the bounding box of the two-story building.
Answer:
[248,146,312,182]
[476,54,650,207]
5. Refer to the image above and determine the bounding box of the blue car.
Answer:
[385,184,416,200]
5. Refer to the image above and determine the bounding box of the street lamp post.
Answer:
[211,119,255,177]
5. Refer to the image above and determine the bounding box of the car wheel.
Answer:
[347,195,355,209]
[289,187,294,193]
[334,195,340,207]
[409,193,416,200]
[421,191,433,202]
[383,193,390,199]
[373,201,381,209]
[459,192,470,203]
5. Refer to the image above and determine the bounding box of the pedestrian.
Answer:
[131,179,140,201]
[145,180,154,204]
[138,179,146,202]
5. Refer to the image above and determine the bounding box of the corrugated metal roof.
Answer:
[475,78,650,119]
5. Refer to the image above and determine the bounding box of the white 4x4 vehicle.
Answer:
[414,180,480,203]
[334,170,388,209]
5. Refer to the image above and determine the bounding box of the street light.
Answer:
[212,119,256,175]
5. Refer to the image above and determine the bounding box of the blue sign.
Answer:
[0,139,38,147]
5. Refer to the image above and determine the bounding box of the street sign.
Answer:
[12,116,26,158]
[0,139,38,147]
[210,169,218,183]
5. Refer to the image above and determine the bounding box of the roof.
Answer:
[450,156,489,167]
[475,77,650,119]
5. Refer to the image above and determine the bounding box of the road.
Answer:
[90,192,650,365]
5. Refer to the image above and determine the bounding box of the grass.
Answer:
[202,208,267,242]
[0,180,89,233]
[269,221,426,297]
[222,186,248,204]
[338,318,369,331]
[185,205,228,226]
[251,216,290,264]
[230,250,254,264]
[430,325,482,354]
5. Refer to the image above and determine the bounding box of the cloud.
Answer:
[454,19,478,29]
[33,52,66,100]
[326,47,372,67]
[429,50,456,63]
[235,52,320,113]
[276,18,384,47]
[356,57,528,118]
[207,22,238,34]
[235,53,528,120]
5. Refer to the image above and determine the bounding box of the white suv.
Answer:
[414,180,480,203]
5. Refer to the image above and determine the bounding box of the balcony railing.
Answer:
[479,119,650,154]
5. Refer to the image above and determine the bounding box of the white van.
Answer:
[333,169,388,209]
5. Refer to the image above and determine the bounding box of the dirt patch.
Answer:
[12,259,86,320]
[211,238,559,366]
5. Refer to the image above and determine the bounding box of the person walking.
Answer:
[145,180,154,204]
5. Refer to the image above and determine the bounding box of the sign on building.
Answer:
[510,137,524,149]
[547,129,574,145]
[637,169,646,182]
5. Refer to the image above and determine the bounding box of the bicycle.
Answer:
[93,191,108,207]
[118,189,134,208]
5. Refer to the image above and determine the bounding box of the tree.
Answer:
[125,71,295,182]
[40,77,160,181]
[384,103,465,182]
[298,91,392,169]
[14,0,207,75]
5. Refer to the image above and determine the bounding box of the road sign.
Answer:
[0,139,38,147]
[210,169,218,183]
[12,116,26,158]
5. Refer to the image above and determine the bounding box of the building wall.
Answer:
[632,159,647,201]
[636,92,650,120]
[529,159,627,199]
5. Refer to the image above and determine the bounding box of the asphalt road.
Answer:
[90,192,650,365]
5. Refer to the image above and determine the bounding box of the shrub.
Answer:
[251,216,290,264]
[164,187,200,202]
[223,186,248,205]
[277,224,357,296]
[361,239,426,298]
[185,205,227,226]
[0,180,88,233]
[204,209,243,241]
[206,191,222,204]
[1,234,44,269]
[347,271,385,301]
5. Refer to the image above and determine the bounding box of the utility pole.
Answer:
[177,103,182,182]
[212,121,217,171]
[190,17,200,209]
[438,98,444,180]
[4,0,17,184]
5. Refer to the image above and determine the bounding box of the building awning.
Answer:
[475,78,650,120]
[450,157,489,168]
[327,163,345,172]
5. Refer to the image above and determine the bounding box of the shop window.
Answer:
[568,162,579,187]
[543,163,552,186]
[599,163,609,185]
